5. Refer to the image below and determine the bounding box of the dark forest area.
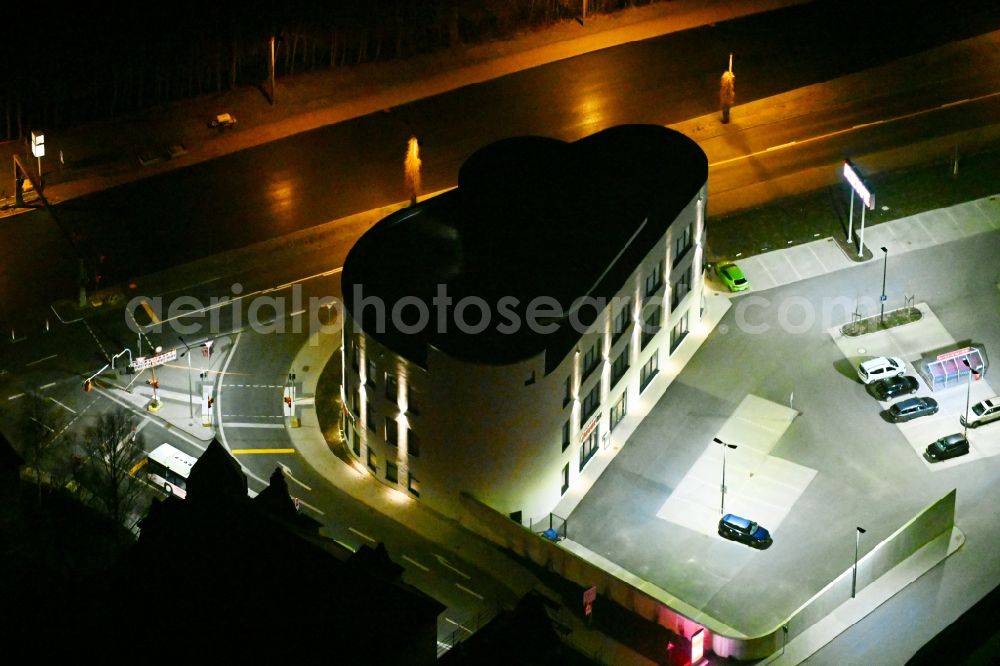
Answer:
[1,0,664,141]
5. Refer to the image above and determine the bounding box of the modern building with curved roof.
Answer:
[340,124,708,526]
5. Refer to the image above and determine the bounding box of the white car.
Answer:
[857,356,906,384]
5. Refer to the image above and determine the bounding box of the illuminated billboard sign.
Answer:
[842,160,873,209]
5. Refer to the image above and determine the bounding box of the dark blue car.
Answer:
[718,514,772,549]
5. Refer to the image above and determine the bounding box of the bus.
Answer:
[144,443,197,499]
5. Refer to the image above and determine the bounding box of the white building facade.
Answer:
[340,125,708,527]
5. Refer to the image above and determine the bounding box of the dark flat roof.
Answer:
[343,124,707,369]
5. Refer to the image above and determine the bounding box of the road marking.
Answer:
[278,462,312,490]
[7,393,24,400]
[402,555,430,572]
[26,354,57,366]
[81,320,112,363]
[444,618,474,634]
[39,382,56,390]
[435,554,471,580]
[335,539,356,553]
[297,498,325,516]
[230,447,296,454]
[130,458,148,476]
[708,90,1000,169]
[349,526,377,543]
[290,309,306,317]
[223,423,285,429]
[48,397,77,414]
[30,417,54,433]
[155,266,344,325]
[455,583,484,600]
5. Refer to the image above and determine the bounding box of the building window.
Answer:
[408,473,421,497]
[561,464,569,496]
[385,418,398,446]
[367,447,378,471]
[385,373,398,401]
[407,387,419,415]
[386,462,398,484]
[610,391,627,432]
[671,268,691,309]
[613,299,631,342]
[563,375,571,408]
[579,425,599,471]
[611,348,629,388]
[408,428,420,457]
[351,388,360,417]
[366,405,376,432]
[582,338,601,380]
[671,311,690,353]
[561,420,570,452]
[351,425,360,456]
[640,352,659,392]
[580,382,601,427]
[673,224,693,266]
[645,260,663,298]
[641,304,661,350]
[350,337,359,372]
[366,358,376,388]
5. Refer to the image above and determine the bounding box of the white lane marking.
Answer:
[335,540,356,553]
[349,526,377,543]
[81,320,112,363]
[8,393,24,400]
[48,397,77,414]
[278,462,312,491]
[156,266,344,326]
[290,309,306,317]
[297,499,325,516]
[444,618,474,634]
[402,555,430,572]
[435,555,471,580]
[216,332,241,453]
[455,583,484,600]
[222,422,285,429]
[26,354,58,366]
[30,417,54,432]
[39,382,56,390]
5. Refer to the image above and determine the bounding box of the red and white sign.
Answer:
[583,586,596,617]
[936,347,973,362]
[133,348,177,371]
[579,412,601,443]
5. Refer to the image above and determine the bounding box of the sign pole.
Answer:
[847,192,854,242]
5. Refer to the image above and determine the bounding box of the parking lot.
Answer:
[566,221,1000,636]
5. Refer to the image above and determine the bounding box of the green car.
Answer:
[716,261,749,292]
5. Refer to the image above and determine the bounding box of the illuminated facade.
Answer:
[340,124,708,526]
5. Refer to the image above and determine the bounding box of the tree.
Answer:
[16,392,71,499]
[79,408,149,540]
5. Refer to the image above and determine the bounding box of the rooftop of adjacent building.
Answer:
[343,124,706,368]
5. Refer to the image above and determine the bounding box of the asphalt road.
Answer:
[4,1,1000,328]
[567,229,1000,644]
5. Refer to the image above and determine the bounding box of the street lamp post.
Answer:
[712,437,738,515]
[852,526,867,598]
[962,358,981,438]
[879,246,888,325]
[178,336,195,419]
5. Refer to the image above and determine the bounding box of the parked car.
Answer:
[924,433,970,462]
[715,262,749,292]
[960,396,1000,429]
[887,396,939,423]
[869,375,919,401]
[210,112,237,130]
[857,356,906,384]
[718,514,772,549]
